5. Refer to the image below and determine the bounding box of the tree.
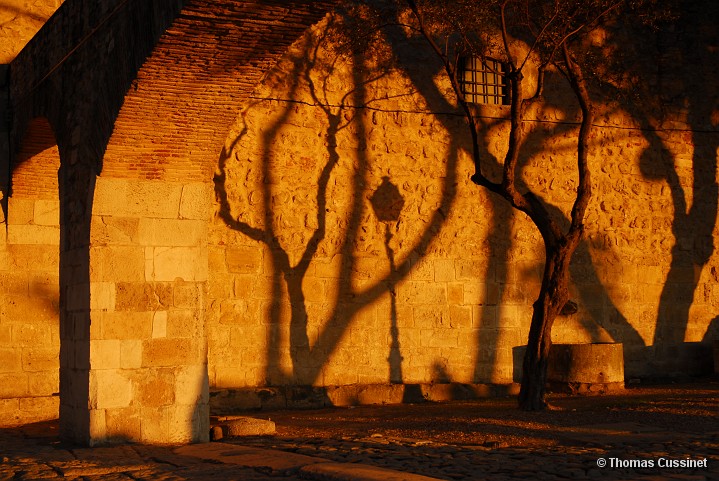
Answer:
[363,0,667,410]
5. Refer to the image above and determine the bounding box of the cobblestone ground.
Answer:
[237,381,719,481]
[0,424,306,481]
[238,431,718,480]
[0,382,717,481]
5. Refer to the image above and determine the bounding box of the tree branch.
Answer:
[562,43,593,245]
[500,0,517,69]
[406,0,499,186]
[518,4,561,71]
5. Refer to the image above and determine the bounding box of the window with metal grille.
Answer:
[459,57,509,105]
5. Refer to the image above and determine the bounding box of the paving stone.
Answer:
[301,462,443,481]
[175,442,329,473]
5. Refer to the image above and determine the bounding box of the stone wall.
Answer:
[84,176,211,443]
[207,9,719,397]
[75,0,336,444]
[0,0,64,63]
[2,0,338,443]
[0,118,60,425]
[0,0,716,438]
[0,2,64,425]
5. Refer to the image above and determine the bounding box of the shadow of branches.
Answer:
[604,0,719,374]
[214,15,459,386]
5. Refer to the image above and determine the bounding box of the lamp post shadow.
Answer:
[370,176,406,385]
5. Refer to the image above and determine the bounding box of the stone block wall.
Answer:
[0,0,64,63]
[207,13,719,394]
[82,177,212,444]
[3,0,336,442]
[1,0,716,437]
[0,118,60,425]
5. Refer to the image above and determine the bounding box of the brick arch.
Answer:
[0,116,61,426]
[5,0,338,446]
[11,117,59,199]
[1,0,340,445]
[101,0,337,182]
[80,1,338,446]
[9,0,190,179]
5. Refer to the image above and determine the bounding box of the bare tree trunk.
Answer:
[519,45,594,410]
[405,0,597,412]
[518,244,571,410]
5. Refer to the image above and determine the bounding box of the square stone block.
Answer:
[142,338,195,367]
[137,219,206,247]
[145,247,208,282]
[33,200,60,226]
[89,370,132,409]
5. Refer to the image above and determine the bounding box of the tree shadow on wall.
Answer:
[372,19,512,384]
[512,71,647,348]
[214,18,460,387]
[378,12,645,384]
[611,1,719,376]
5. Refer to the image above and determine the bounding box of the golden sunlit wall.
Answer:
[0,0,64,63]
[208,13,719,391]
[0,0,64,427]
[0,118,61,424]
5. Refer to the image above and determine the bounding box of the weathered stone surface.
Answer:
[114,283,172,312]
[0,349,22,373]
[138,372,175,408]
[546,343,625,388]
[0,0,63,63]
[145,247,208,282]
[137,219,206,247]
[301,462,443,481]
[209,383,522,412]
[0,165,59,426]
[175,443,329,472]
[90,247,145,282]
[210,425,224,441]
[179,183,213,220]
[141,338,195,368]
[0,395,58,426]
[99,312,152,340]
[204,12,719,394]
[213,416,276,437]
[89,370,132,410]
[7,225,59,245]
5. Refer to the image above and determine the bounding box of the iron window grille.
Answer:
[459,56,509,105]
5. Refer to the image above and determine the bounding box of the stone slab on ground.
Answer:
[557,422,671,445]
[210,383,522,413]
[300,462,444,481]
[174,442,444,481]
[174,443,328,473]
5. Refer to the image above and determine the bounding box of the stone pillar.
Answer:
[84,177,210,445]
[60,167,210,445]
[58,159,95,444]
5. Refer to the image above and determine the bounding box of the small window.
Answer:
[459,56,509,105]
